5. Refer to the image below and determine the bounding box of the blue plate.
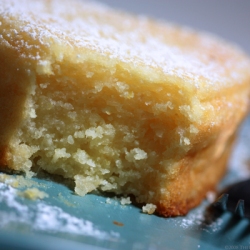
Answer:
[1,117,250,250]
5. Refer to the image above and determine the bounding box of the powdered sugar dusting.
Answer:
[0,183,29,216]
[178,206,223,233]
[0,0,249,91]
[0,182,119,240]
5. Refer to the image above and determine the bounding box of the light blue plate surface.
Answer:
[1,117,250,250]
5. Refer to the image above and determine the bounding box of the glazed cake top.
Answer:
[0,0,250,93]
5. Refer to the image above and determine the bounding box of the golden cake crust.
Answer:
[0,0,250,217]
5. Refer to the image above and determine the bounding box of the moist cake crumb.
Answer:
[19,188,49,200]
[120,197,132,205]
[142,203,157,214]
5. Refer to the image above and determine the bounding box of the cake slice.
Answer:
[0,0,250,217]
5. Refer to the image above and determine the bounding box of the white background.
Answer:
[99,0,250,55]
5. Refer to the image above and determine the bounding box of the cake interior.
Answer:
[2,47,247,214]
[6,56,196,199]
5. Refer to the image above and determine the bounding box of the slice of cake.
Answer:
[0,0,250,217]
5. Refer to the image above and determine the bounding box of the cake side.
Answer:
[0,41,36,170]
[0,0,250,216]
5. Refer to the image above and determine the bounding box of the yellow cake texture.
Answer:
[0,0,250,217]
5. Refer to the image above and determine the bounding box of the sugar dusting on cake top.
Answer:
[0,0,250,89]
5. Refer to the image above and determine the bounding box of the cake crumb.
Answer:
[19,188,49,200]
[106,198,112,204]
[106,196,131,206]
[142,203,157,214]
[0,173,19,188]
[0,173,38,189]
[120,196,131,205]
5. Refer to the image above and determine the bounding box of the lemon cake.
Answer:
[0,0,250,217]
